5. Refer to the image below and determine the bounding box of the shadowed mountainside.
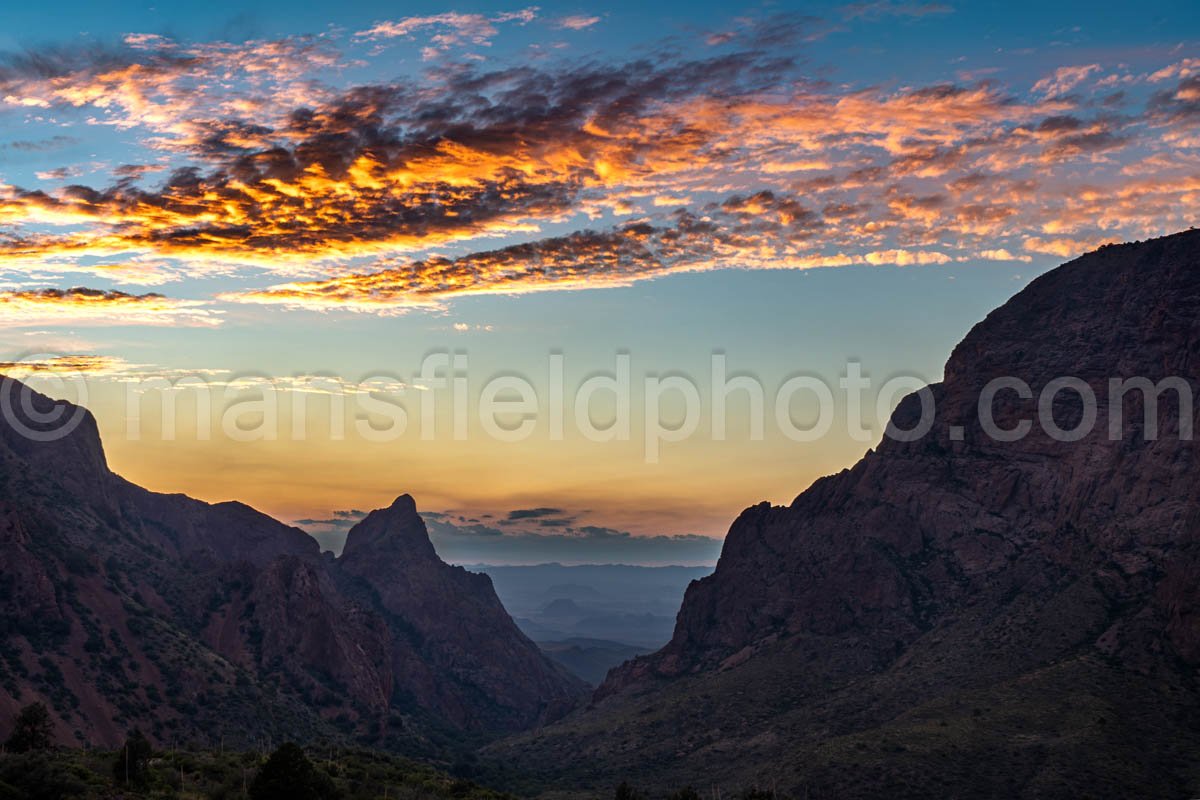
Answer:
[0,387,584,751]
[492,230,1200,798]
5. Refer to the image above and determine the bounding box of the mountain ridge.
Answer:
[493,229,1200,798]
[0,380,584,751]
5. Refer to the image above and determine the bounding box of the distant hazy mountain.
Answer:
[0,385,583,750]
[535,639,653,686]
[473,563,712,652]
[494,231,1200,797]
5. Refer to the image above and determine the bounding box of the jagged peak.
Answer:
[339,492,437,561]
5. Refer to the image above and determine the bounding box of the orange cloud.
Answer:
[1022,236,1120,258]
[1032,64,1102,97]
[219,187,1030,312]
[1149,59,1200,83]
[0,354,130,376]
[0,28,1195,309]
[0,288,220,327]
[0,69,1075,269]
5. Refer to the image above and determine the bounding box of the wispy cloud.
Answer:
[2,135,78,152]
[0,288,220,327]
[554,15,601,30]
[839,1,953,20]
[0,354,131,375]
[354,8,537,58]
[1032,64,1102,97]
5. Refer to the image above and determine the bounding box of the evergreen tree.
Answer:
[112,729,154,787]
[3,703,53,753]
[250,743,338,800]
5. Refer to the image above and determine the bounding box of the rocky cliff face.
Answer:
[0,385,582,749]
[606,229,1200,692]
[496,230,1200,797]
[339,496,582,729]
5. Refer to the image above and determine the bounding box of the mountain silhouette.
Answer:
[494,229,1200,798]
[0,384,583,749]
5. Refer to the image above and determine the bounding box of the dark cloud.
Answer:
[1149,75,1200,124]
[4,135,78,152]
[536,518,578,528]
[0,44,816,263]
[296,506,722,565]
[839,1,953,20]
[506,507,568,520]
[294,508,367,530]
[0,43,144,83]
[1036,115,1084,134]
[425,516,723,566]
[112,164,162,179]
[1042,130,1130,159]
[226,194,827,310]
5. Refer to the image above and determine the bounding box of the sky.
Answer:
[0,0,1197,564]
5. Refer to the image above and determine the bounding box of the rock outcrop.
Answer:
[0,383,583,749]
[339,495,584,730]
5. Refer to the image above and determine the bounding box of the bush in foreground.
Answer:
[250,743,338,800]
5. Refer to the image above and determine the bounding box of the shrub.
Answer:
[0,753,86,799]
[4,703,53,753]
[250,743,338,800]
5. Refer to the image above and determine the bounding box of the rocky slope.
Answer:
[0,385,583,750]
[338,496,583,730]
[493,230,1200,798]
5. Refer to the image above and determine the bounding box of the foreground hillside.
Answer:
[0,743,515,799]
[493,231,1200,798]
[0,383,583,751]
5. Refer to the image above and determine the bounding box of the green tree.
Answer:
[3,703,53,753]
[112,729,154,787]
[669,789,702,800]
[250,743,338,800]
